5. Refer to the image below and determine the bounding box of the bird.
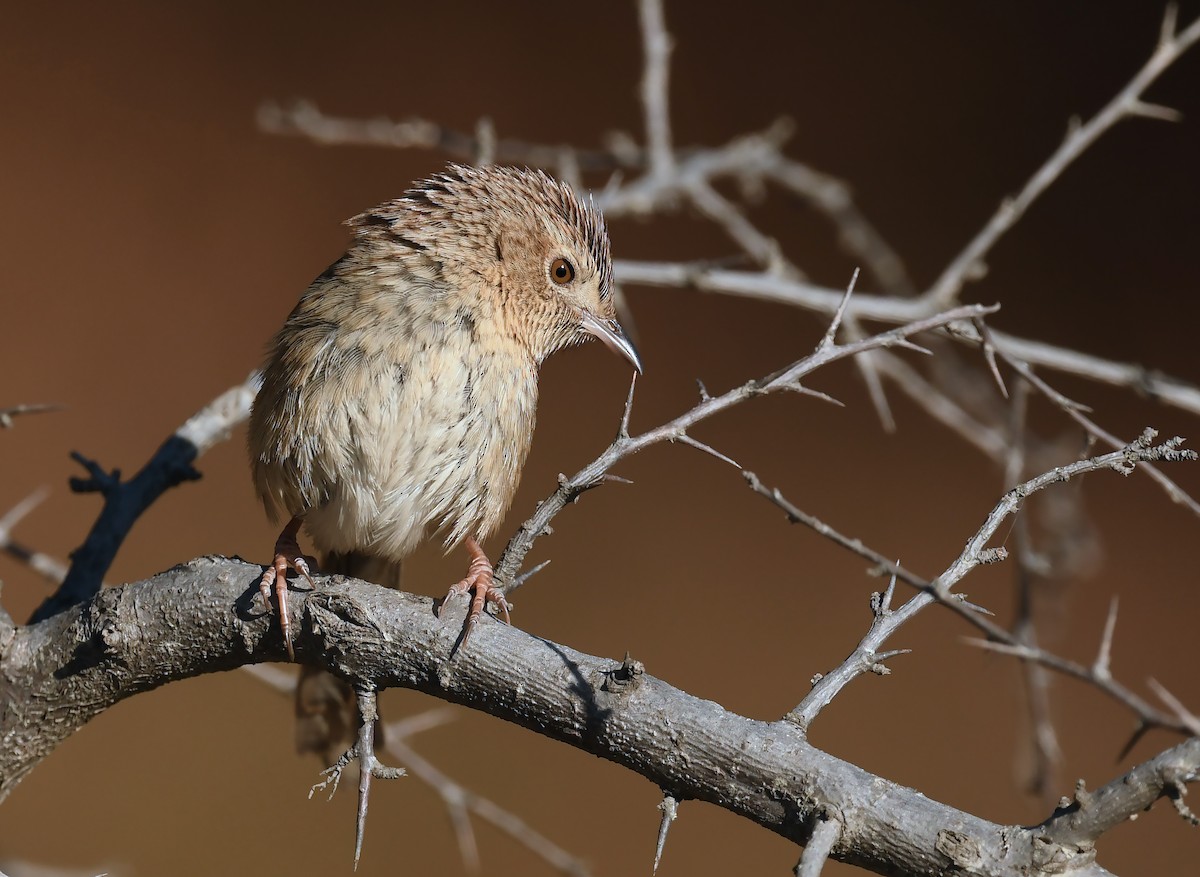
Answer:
[247,164,641,758]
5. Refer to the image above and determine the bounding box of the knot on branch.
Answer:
[68,452,121,495]
[54,588,135,677]
[303,589,389,666]
[934,829,983,870]
[1029,833,1096,873]
[602,651,646,693]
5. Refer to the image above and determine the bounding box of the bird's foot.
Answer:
[440,536,510,645]
[258,516,317,661]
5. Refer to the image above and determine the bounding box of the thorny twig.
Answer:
[747,428,1198,739]
[242,670,587,875]
[924,3,1200,308]
[494,301,996,588]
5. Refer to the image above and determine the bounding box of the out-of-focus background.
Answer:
[2,2,1198,874]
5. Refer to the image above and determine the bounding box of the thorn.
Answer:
[961,637,1034,659]
[975,318,1009,399]
[779,384,846,407]
[696,378,711,402]
[618,370,639,440]
[853,350,896,433]
[869,572,898,618]
[511,559,552,589]
[1116,721,1149,762]
[882,567,898,612]
[675,433,740,468]
[892,337,933,356]
[1126,100,1183,123]
[601,473,635,485]
[1093,596,1119,681]
[818,267,859,350]
[955,593,996,615]
[653,793,679,874]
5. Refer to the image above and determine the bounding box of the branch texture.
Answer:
[0,558,1191,876]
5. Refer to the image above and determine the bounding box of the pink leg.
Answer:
[258,516,316,661]
[440,536,510,645]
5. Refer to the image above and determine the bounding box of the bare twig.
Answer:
[687,178,780,269]
[0,404,61,429]
[386,731,589,876]
[1093,597,1119,682]
[1005,382,1063,797]
[308,686,405,869]
[924,5,1200,308]
[795,815,842,877]
[751,429,1197,731]
[637,0,674,178]
[243,669,587,875]
[998,352,1200,517]
[0,488,69,586]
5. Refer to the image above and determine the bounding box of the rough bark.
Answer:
[1,556,1188,876]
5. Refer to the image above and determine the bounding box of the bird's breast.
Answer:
[298,321,539,562]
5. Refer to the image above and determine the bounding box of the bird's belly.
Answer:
[302,345,535,562]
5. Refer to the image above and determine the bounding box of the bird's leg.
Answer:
[258,515,317,661]
[441,536,511,643]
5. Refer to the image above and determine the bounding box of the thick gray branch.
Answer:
[1,557,1190,876]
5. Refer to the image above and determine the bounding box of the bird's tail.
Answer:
[294,551,401,761]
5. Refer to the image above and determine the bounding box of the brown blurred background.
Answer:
[2,2,1198,874]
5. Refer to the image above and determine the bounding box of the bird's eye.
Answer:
[550,258,575,285]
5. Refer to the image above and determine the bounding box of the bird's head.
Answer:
[352,164,641,372]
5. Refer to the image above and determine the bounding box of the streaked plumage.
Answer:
[248,164,640,757]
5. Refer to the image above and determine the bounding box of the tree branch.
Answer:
[1,556,1190,875]
[29,374,259,622]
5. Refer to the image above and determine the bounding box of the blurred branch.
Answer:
[0,488,68,586]
[924,4,1200,308]
[637,0,674,179]
[245,669,589,876]
[0,404,61,429]
[29,373,260,623]
[615,261,1200,419]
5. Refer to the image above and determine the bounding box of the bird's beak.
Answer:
[580,310,643,374]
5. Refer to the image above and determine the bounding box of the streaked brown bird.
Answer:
[248,164,641,758]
